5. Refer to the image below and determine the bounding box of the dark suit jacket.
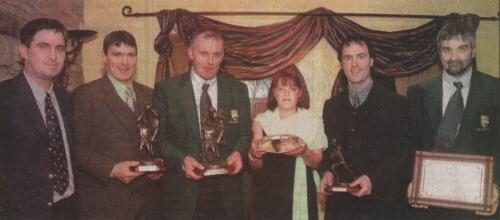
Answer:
[154,72,251,220]
[72,76,156,220]
[407,71,500,218]
[322,82,413,217]
[407,71,500,184]
[0,73,75,219]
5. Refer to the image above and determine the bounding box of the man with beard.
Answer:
[407,22,500,218]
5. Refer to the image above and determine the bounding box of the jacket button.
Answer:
[48,174,55,180]
[351,128,355,132]
[47,202,53,208]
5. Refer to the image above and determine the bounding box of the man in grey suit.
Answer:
[72,30,160,219]
[154,28,251,220]
[407,22,500,218]
[0,18,77,219]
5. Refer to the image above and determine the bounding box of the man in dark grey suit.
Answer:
[154,28,251,220]
[72,30,160,219]
[407,22,500,218]
[0,18,77,219]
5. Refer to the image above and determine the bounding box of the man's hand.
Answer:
[475,184,499,216]
[350,175,372,197]
[226,151,243,175]
[111,161,144,184]
[320,171,335,195]
[183,156,204,180]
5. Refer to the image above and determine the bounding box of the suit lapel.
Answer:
[424,75,443,129]
[178,74,202,143]
[217,75,230,114]
[133,82,147,117]
[100,77,136,137]
[13,74,48,137]
[460,71,482,132]
[54,86,73,148]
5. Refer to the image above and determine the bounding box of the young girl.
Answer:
[249,68,327,220]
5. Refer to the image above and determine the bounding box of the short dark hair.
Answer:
[188,28,224,47]
[267,66,310,110]
[102,30,137,54]
[337,36,375,61]
[437,22,476,51]
[19,18,67,47]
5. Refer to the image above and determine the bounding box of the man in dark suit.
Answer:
[319,36,412,219]
[72,30,160,219]
[154,28,251,220]
[407,22,500,218]
[0,18,77,219]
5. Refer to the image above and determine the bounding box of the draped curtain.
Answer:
[154,7,479,94]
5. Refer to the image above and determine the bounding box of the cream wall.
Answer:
[83,0,499,113]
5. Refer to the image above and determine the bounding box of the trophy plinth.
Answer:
[328,183,361,193]
[196,161,231,176]
[131,159,166,172]
[132,105,166,173]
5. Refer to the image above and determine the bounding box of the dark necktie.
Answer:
[45,93,69,195]
[200,84,212,125]
[434,81,464,150]
[351,93,361,109]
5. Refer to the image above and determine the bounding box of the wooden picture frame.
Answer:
[409,151,495,212]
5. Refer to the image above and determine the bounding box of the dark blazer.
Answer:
[0,73,75,219]
[322,82,413,218]
[407,71,500,184]
[154,72,252,220]
[407,71,500,218]
[72,76,156,220]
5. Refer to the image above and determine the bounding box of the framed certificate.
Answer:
[409,151,495,212]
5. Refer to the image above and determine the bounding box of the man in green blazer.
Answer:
[407,22,500,218]
[154,28,251,220]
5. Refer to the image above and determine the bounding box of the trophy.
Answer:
[259,135,304,153]
[130,105,166,172]
[327,139,361,193]
[196,107,231,176]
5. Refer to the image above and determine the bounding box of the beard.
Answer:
[445,60,472,76]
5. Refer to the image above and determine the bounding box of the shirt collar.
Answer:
[190,69,217,88]
[442,66,472,88]
[348,81,373,105]
[24,71,54,97]
[107,74,133,90]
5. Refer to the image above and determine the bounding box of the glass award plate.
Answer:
[258,135,304,153]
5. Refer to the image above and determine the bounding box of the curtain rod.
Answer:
[122,6,499,21]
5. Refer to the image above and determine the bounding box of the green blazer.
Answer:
[154,72,251,220]
[407,70,500,183]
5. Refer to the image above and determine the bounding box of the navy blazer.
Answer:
[0,73,74,219]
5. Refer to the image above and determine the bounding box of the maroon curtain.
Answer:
[154,7,479,85]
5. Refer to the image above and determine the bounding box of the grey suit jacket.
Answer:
[408,70,500,183]
[72,76,155,220]
[154,72,251,220]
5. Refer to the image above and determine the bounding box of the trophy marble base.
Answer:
[130,160,166,172]
[199,161,230,176]
[328,183,361,193]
